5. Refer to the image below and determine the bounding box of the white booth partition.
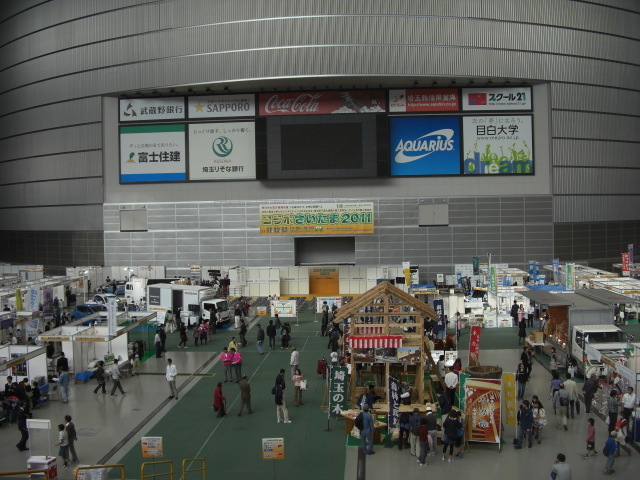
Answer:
[74,325,129,373]
[0,344,48,384]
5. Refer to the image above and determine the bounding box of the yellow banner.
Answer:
[502,372,517,426]
[259,202,374,235]
[15,289,23,311]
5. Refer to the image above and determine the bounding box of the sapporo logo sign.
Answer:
[212,136,233,157]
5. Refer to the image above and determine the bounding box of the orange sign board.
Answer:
[464,378,501,444]
[262,437,284,460]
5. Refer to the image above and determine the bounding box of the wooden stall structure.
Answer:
[331,281,443,407]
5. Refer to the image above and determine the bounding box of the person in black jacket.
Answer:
[274,377,290,423]
[266,320,276,350]
[16,401,29,451]
[56,352,69,373]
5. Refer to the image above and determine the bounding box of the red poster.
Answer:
[468,325,482,364]
[465,378,501,444]
[259,90,386,116]
[622,252,630,276]
[389,88,459,112]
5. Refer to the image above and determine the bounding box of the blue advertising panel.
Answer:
[390,116,461,175]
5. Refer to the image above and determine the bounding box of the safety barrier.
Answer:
[141,460,174,480]
[0,469,49,479]
[181,458,207,479]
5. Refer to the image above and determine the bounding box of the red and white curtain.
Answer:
[349,335,403,349]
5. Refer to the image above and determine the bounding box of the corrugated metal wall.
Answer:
[0,0,638,269]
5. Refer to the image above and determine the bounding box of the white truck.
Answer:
[125,277,178,304]
[571,324,626,377]
[146,283,229,326]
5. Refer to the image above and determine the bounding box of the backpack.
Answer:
[355,412,364,430]
[558,390,569,406]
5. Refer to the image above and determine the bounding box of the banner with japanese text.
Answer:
[259,90,385,116]
[458,372,470,410]
[389,88,459,112]
[259,202,374,235]
[328,367,349,417]
[468,325,482,364]
[188,94,255,118]
[461,87,531,111]
[502,372,517,426]
[433,299,446,334]
[120,125,186,183]
[463,115,533,175]
[629,244,634,264]
[489,266,497,295]
[120,97,185,122]
[622,253,630,277]
[565,264,575,290]
[388,376,400,429]
[465,378,501,444]
[188,122,256,180]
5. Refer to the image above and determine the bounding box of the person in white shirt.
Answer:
[562,373,579,419]
[621,386,636,420]
[166,358,178,399]
[444,367,459,406]
[289,347,300,379]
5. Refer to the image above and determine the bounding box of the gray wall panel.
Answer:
[0,152,102,185]
[554,168,640,195]
[0,205,103,230]
[550,84,640,116]
[552,140,640,168]
[554,196,640,223]
[0,178,103,208]
[552,111,640,142]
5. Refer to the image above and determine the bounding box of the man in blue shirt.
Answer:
[361,404,375,455]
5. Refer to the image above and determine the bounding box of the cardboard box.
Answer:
[530,330,544,344]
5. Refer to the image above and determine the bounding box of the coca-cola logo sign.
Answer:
[259,90,386,116]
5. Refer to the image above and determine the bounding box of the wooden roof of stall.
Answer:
[331,281,440,324]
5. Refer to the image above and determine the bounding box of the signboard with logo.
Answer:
[119,98,185,122]
[188,94,255,118]
[461,87,531,111]
[188,122,256,180]
[315,297,343,314]
[390,116,461,176]
[328,366,349,417]
[388,375,400,429]
[270,300,296,318]
[120,125,186,183]
[262,437,285,460]
[389,88,459,112]
[464,378,501,444]
[259,90,386,116]
[463,116,533,175]
[259,202,374,235]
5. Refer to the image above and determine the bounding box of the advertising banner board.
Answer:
[389,88,459,112]
[259,90,386,116]
[461,87,532,111]
[260,202,374,235]
[465,378,502,444]
[188,94,255,118]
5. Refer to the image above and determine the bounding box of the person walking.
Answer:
[274,377,291,423]
[213,382,226,418]
[550,453,572,480]
[603,431,617,475]
[93,361,106,395]
[64,415,78,463]
[425,406,438,456]
[59,368,70,403]
[154,330,162,358]
[444,367,458,407]
[360,404,374,455]
[256,324,265,354]
[237,375,252,416]
[291,368,304,407]
[553,383,570,431]
[231,348,242,382]
[516,363,529,400]
[582,417,597,458]
[54,423,69,468]
[177,324,188,349]
[16,401,29,451]
[239,319,247,347]
[518,317,527,345]
[228,336,238,352]
[442,410,462,461]
[563,373,579,419]
[166,358,178,399]
[408,407,421,457]
[417,417,433,467]
[515,400,534,448]
[550,347,559,378]
[621,386,636,420]
[220,347,233,383]
[606,390,621,434]
[110,359,127,396]
[532,396,547,444]
[289,347,299,379]
[582,373,599,414]
[266,320,276,349]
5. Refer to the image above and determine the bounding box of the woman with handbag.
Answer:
[531,396,547,444]
[291,368,305,407]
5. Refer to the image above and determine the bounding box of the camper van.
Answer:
[125,277,178,304]
[146,283,229,325]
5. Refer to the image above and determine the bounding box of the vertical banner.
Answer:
[621,253,630,277]
[42,288,53,315]
[458,372,470,410]
[565,264,575,290]
[328,366,348,417]
[15,289,23,311]
[552,258,560,283]
[388,376,401,429]
[629,244,634,265]
[489,266,497,295]
[28,288,39,312]
[433,299,446,337]
[468,325,482,364]
[502,372,517,426]
[465,378,502,444]
[472,256,480,275]
[107,297,118,337]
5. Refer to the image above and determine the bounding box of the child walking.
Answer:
[54,423,69,467]
[582,417,597,458]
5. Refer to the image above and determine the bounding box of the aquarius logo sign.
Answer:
[212,136,233,157]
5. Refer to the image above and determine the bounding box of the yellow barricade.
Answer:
[141,460,174,480]
[73,464,125,480]
[181,458,206,480]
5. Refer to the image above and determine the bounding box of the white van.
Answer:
[201,298,231,327]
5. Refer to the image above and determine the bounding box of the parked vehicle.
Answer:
[91,293,126,310]
[97,282,126,295]
[147,283,230,326]
[70,303,107,321]
[125,277,178,304]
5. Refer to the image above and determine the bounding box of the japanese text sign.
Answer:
[388,376,400,429]
[328,366,349,417]
[468,325,482,365]
[260,202,374,235]
[464,378,501,444]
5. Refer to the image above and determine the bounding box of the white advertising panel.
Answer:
[188,122,256,180]
[120,125,186,183]
[462,115,533,175]
[107,297,118,337]
[188,94,255,118]
[119,97,185,122]
[270,300,297,318]
[461,87,532,111]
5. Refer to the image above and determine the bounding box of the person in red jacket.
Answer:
[213,383,226,418]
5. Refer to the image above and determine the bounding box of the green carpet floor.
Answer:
[112,305,349,480]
